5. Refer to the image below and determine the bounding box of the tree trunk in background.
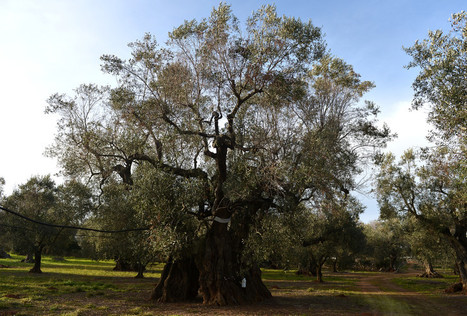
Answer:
[134,262,145,279]
[23,253,35,263]
[418,260,443,278]
[448,231,467,293]
[297,259,317,276]
[29,247,43,273]
[151,256,199,302]
[316,258,327,283]
[332,258,338,272]
[389,255,398,272]
[455,257,467,293]
[113,258,133,271]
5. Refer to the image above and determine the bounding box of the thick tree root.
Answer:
[417,271,444,278]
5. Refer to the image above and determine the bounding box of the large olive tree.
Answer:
[46,4,390,305]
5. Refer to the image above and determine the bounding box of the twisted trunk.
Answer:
[198,219,271,305]
[418,260,443,278]
[152,135,271,305]
[151,256,199,302]
[445,226,467,293]
[315,256,328,283]
[196,137,271,305]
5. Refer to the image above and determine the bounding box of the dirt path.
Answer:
[355,271,465,315]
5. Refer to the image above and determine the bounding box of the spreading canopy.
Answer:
[46,4,391,305]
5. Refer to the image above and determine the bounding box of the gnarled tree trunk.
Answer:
[418,260,443,278]
[447,229,467,293]
[198,220,271,305]
[151,256,199,302]
[454,256,467,293]
[315,256,328,283]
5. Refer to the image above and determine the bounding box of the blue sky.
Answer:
[0,0,464,222]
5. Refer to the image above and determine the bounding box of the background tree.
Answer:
[375,11,466,291]
[2,176,92,273]
[78,180,153,277]
[3,176,57,272]
[46,4,390,305]
[404,11,466,142]
[404,218,452,278]
[244,195,367,282]
[376,149,466,287]
[362,219,410,272]
[0,177,10,258]
[296,197,365,282]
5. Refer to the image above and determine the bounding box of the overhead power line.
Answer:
[0,205,150,233]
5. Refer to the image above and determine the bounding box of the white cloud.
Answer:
[382,100,432,157]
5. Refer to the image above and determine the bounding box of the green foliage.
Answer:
[1,176,93,259]
[362,219,410,271]
[246,195,366,277]
[404,11,467,141]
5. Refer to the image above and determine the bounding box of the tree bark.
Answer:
[297,261,317,276]
[447,230,467,293]
[194,137,271,305]
[134,262,145,279]
[315,257,327,283]
[418,260,443,278]
[198,220,271,305]
[198,220,247,305]
[316,265,323,282]
[151,256,199,302]
[29,247,43,273]
[22,253,35,263]
[332,258,338,273]
[455,257,467,293]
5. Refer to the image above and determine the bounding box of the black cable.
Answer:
[0,205,150,233]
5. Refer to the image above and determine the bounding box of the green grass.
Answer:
[261,268,312,280]
[393,274,460,293]
[1,255,466,315]
[0,254,164,315]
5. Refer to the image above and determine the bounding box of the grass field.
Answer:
[1,254,466,315]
